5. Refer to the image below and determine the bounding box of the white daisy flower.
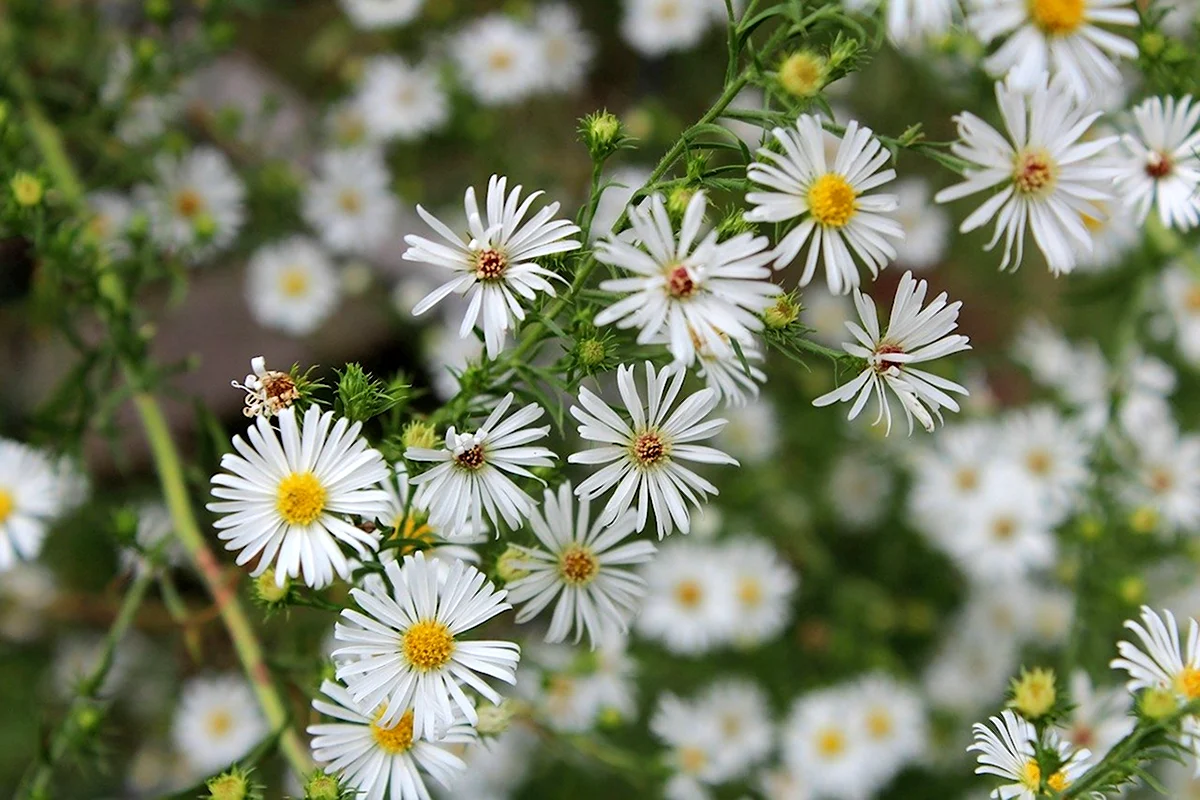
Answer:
[376,467,487,566]
[86,190,134,258]
[892,177,950,270]
[0,439,68,572]
[245,237,341,336]
[171,675,268,779]
[934,76,1117,275]
[338,0,423,29]
[941,470,1057,583]
[404,174,581,359]
[1056,670,1134,760]
[146,146,245,259]
[119,502,186,576]
[842,0,958,45]
[535,4,596,93]
[208,406,391,588]
[405,393,556,534]
[450,15,543,106]
[1002,405,1091,523]
[744,114,903,294]
[1163,266,1200,366]
[569,361,738,538]
[698,680,775,780]
[1123,419,1200,534]
[303,148,399,256]
[635,539,736,654]
[969,709,1091,799]
[854,674,929,785]
[965,0,1138,101]
[0,563,56,642]
[621,0,712,57]
[308,679,474,800]
[783,686,883,800]
[356,56,449,142]
[1114,95,1200,231]
[333,551,520,736]
[720,536,797,646]
[1112,606,1200,713]
[715,397,779,464]
[650,691,729,799]
[507,481,657,647]
[813,270,971,434]
[593,191,780,367]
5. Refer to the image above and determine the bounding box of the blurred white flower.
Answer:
[1056,670,1134,760]
[0,563,56,641]
[356,56,449,142]
[303,148,398,256]
[589,167,651,241]
[439,726,538,800]
[535,4,595,93]
[146,146,245,259]
[119,502,185,576]
[828,451,894,529]
[245,237,341,336]
[451,15,543,106]
[714,396,779,464]
[651,691,730,799]
[0,439,71,572]
[1002,406,1092,523]
[86,191,134,258]
[721,536,797,646]
[1113,95,1200,231]
[171,676,266,778]
[783,685,885,800]
[621,0,712,57]
[338,0,422,29]
[636,539,736,654]
[1162,266,1200,366]
[1121,418,1200,534]
[853,674,929,788]
[891,177,950,270]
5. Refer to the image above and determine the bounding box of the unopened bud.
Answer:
[304,771,343,800]
[763,294,800,329]
[496,545,530,583]
[581,111,627,161]
[476,700,516,735]
[1140,687,1179,720]
[777,50,827,98]
[402,421,438,452]
[11,173,43,206]
[1118,576,1145,605]
[1009,667,1056,719]
[207,770,250,800]
[1130,506,1158,535]
[254,569,291,605]
[666,186,696,220]
[577,338,607,369]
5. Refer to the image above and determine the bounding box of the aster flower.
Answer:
[621,0,712,57]
[965,0,1138,101]
[146,146,245,259]
[535,4,596,93]
[303,148,399,256]
[172,675,268,779]
[569,361,738,538]
[744,114,903,294]
[812,271,971,435]
[720,536,798,646]
[635,539,737,654]
[333,551,520,737]
[0,439,69,572]
[1113,95,1200,231]
[506,482,657,647]
[843,0,958,45]
[404,175,582,359]
[1111,606,1200,705]
[86,190,134,258]
[356,56,449,142]
[969,710,1092,800]
[338,0,423,29]
[375,466,487,565]
[405,393,556,534]
[783,686,883,800]
[308,679,474,800]
[450,14,543,106]
[934,76,1117,275]
[208,406,391,588]
[230,356,301,419]
[594,191,780,367]
[245,237,341,336]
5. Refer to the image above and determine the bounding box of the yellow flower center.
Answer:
[678,745,707,774]
[674,579,703,609]
[0,488,14,524]
[1176,666,1200,700]
[632,431,668,467]
[1012,148,1059,196]
[816,727,847,759]
[204,709,234,739]
[807,173,858,228]
[737,577,763,607]
[955,467,979,491]
[403,619,456,671]
[371,709,415,754]
[392,512,434,553]
[174,188,205,219]
[276,472,327,526]
[488,49,514,72]
[475,248,508,281]
[278,266,310,298]
[866,708,893,739]
[1185,285,1200,313]
[338,189,363,214]
[1047,771,1069,791]
[1022,760,1042,789]
[1026,449,1053,476]
[1149,467,1175,494]
[558,544,599,586]
[1028,0,1086,35]
[656,0,681,21]
[991,516,1017,541]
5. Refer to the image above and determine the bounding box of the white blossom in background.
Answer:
[813,271,971,434]
[303,148,399,256]
[650,691,732,799]
[969,710,1092,799]
[440,727,538,799]
[308,679,474,800]
[1056,670,1134,760]
[1073,201,1139,272]
[338,0,423,29]
[621,0,712,57]
[404,174,581,358]
[842,0,958,45]
[783,685,884,800]
[715,397,780,464]
[828,451,894,529]
[535,4,595,93]
[421,322,483,402]
[507,482,656,647]
[891,177,950,270]
[636,539,737,654]
[119,502,185,575]
[146,146,245,259]
[965,0,1138,100]
[406,393,556,533]
[745,115,903,294]
[171,675,267,779]
[208,406,390,588]
[853,674,929,785]
[1162,266,1200,365]
[356,56,449,142]
[0,564,56,641]
[594,191,780,366]
[1121,419,1200,534]
[720,536,798,645]
[1114,95,1200,231]
[450,14,544,106]
[569,361,737,538]
[0,439,69,572]
[935,76,1116,275]
[589,166,652,241]
[1001,406,1092,522]
[245,237,341,336]
[696,680,775,780]
[86,190,133,258]
[334,552,520,737]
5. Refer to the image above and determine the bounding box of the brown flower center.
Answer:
[475,248,508,281]
[666,265,697,298]
[455,444,486,470]
[1013,149,1058,196]
[632,431,667,466]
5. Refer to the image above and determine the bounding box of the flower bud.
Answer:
[1009,667,1056,719]
[11,172,44,207]
[580,111,627,161]
[1129,506,1158,535]
[254,569,291,606]
[207,770,251,800]
[304,771,344,800]
[576,338,607,369]
[666,186,696,220]
[1118,575,1145,605]
[1140,687,1179,720]
[763,294,800,329]
[476,700,516,735]
[777,51,827,99]
[402,421,438,452]
[496,545,530,583]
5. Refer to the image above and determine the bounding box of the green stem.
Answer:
[17,570,155,799]
[134,393,312,777]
